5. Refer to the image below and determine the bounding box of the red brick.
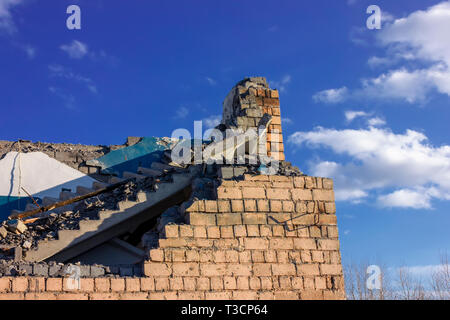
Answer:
[189,213,217,226]
[90,293,120,300]
[257,199,270,212]
[217,187,242,199]
[0,278,11,292]
[110,278,125,291]
[293,239,316,251]
[217,200,231,212]
[267,188,291,200]
[179,225,194,237]
[46,278,62,292]
[140,277,154,291]
[294,177,305,188]
[301,290,324,300]
[325,202,336,214]
[292,189,313,201]
[242,187,266,199]
[259,225,272,237]
[197,277,210,290]
[315,277,327,289]
[269,238,294,250]
[272,263,296,276]
[200,263,227,276]
[220,226,234,238]
[0,293,24,300]
[234,225,247,237]
[274,291,298,300]
[225,250,239,263]
[155,277,170,291]
[12,277,28,292]
[236,277,249,290]
[186,249,200,262]
[178,291,204,300]
[231,200,244,212]
[312,189,335,201]
[304,277,315,290]
[282,200,294,212]
[120,292,149,300]
[143,262,172,276]
[94,278,110,292]
[25,292,56,300]
[193,226,207,238]
[239,251,252,263]
[204,200,218,212]
[164,224,179,238]
[320,264,343,275]
[149,248,164,262]
[125,278,140,292]
[80,278,94,292]
[56,293,89,300]
[217,213,242,225]
[184,277,196,291]
[297,264,320,276]
[210,277,224,290]
[244,238,268,250]
[227,264,253,276]
[318,239,340,250]
[253,263,272,276]
[169,277,184,290]
[269,200,283,212]
[172,263,199,276]
[205,291,232,300]
[206,226,221,239]
[244,199,257,212]
[252,250,265,263]
[322,178,333,189]
[242,212,267,225]
[148,291,177,300]
[246,225,260,237]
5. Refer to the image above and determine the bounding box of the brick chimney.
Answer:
[222,77,285,161]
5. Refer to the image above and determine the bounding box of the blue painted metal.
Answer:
[86,137,177,176]
[0,196,41,221]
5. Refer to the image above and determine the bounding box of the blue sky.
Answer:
[0,0,449,275]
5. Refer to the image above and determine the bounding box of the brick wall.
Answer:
[222,77,285,161]
[0,173,345,300]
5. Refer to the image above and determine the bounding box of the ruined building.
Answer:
[0,77,345,300]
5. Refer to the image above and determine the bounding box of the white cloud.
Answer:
[205,77,216,86]
[317,1,450,104]
[202,114,221,128]
[48,86,76,110]
[48,64,97,94]
[367,117,386,127]
[282,117,293,125]
[270,75,291,93]
[0,0,22,33]
[174,106,189,119]
[60,40,89,59]
[345,110,370,122]
[378,187,438,209]
[313,87,348,104]
[288,123,450,208]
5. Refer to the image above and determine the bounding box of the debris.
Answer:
[6,219,27,234]
[0,226,7,239]
[22,240,32,250]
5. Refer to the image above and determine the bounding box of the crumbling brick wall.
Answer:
[222,77,285,161]
[0,173,345,300]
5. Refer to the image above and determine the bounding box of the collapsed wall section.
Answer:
[0,174,345,300]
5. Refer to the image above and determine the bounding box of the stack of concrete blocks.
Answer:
[221,77,285,161]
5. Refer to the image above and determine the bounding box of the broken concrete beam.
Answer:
[123,171,147,180]
[0,226,7,238]
[6,219,27,234]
